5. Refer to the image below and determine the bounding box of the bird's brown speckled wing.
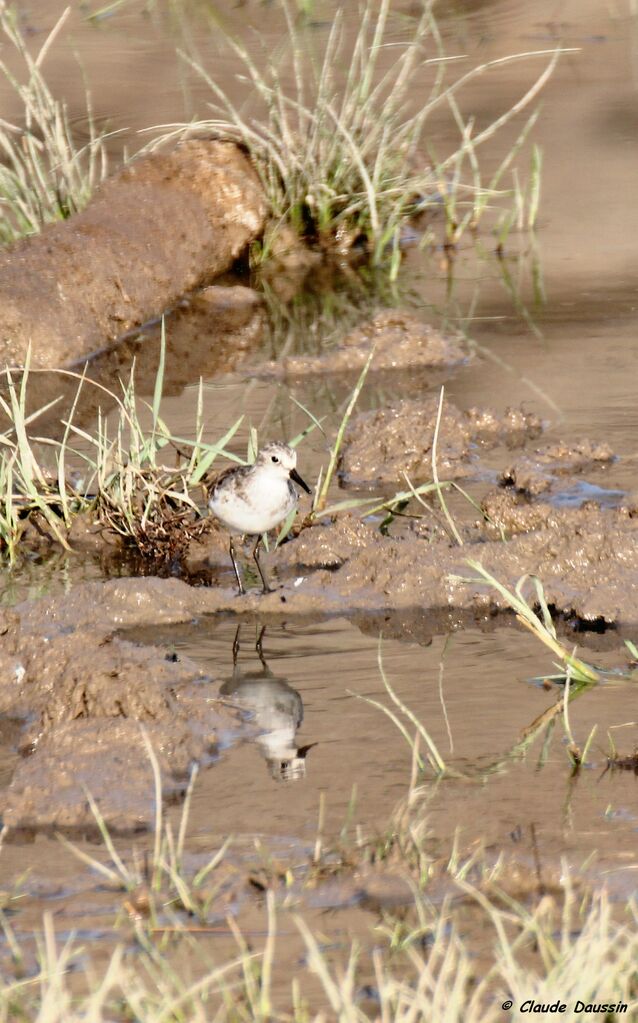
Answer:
[208,463,251,499]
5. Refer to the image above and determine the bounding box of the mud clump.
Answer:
[7,632,203,739]
[499,440,615,496]
[256,310,466,379]
[0,599,235,833]
[480,489,626,538]
[17,576,212,634]
[276,515,383,571]
[481,489,570,537]
[3,719,206,834]
[339,397,543,488]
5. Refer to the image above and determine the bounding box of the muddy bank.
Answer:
[15,494,638,633]
[0,142,266,369]
[272,504,638,625]
[339,396,544,488]
[0,605,236,833]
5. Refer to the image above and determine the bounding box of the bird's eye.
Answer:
[271,455,279,463]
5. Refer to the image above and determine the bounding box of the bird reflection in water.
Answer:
[219,624,316,782]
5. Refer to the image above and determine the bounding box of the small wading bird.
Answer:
[208,441,311,594]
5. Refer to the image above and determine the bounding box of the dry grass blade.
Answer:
[456,560,600,684]
[312,345,376,515]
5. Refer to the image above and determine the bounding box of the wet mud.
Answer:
[339,395,544,488]
[499,439,616,496]
[0,141,266,369]
[276,502,638,626]
[0,602,236,832]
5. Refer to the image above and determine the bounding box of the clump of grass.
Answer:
[150,0,564,270]
[0,3,109,245]
[75,338,246,562]
[0,355,81,557]
[0,331,243,563]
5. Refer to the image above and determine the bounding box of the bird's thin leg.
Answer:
[252,535,272,594]
[232,624,241,666]
[255,624,267,668]
[229,538,245,595]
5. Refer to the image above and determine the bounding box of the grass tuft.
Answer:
[0,329,243,563]
[0,3,109,244]
[148,0,568,269]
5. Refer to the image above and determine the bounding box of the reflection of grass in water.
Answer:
[259,260,423,361]
[149,0,564,273]
[0,5,109,245]
[446,564,638,772]
[427,236,548,341]
[456,562,602,685]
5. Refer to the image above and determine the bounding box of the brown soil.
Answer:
[0,603,236,832]
[339,396,543,488]
[499,440,616,495]
[0,141,266,369]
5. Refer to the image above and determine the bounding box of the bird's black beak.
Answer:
[290,467,311,494]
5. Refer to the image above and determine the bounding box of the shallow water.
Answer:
[1,0,638,975]
[141,615,638,890]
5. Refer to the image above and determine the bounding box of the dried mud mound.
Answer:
[339,397,543,488]
[256,310,466,379]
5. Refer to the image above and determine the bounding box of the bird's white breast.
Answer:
[210,471,297,535]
